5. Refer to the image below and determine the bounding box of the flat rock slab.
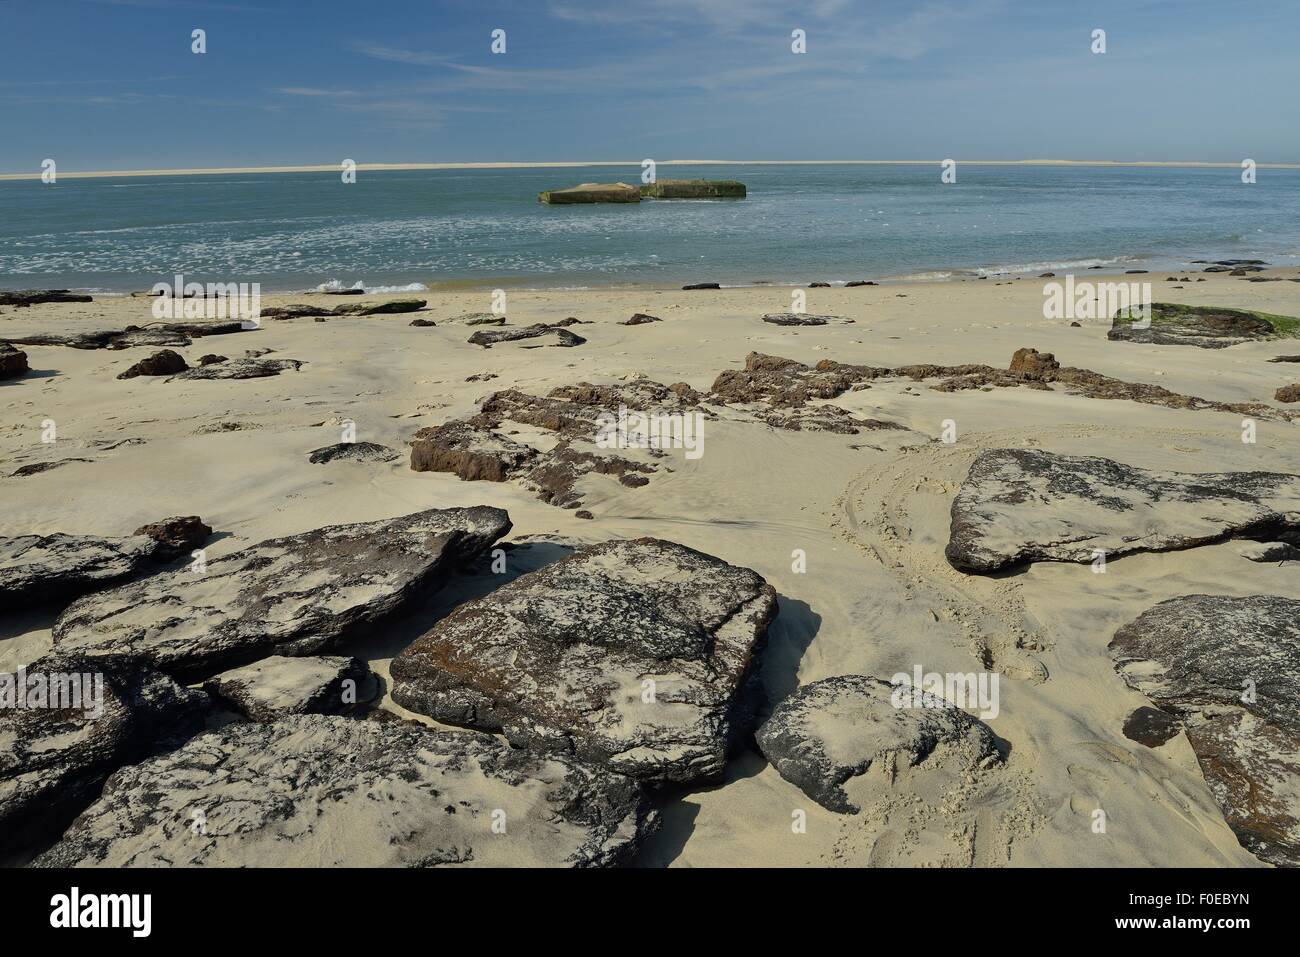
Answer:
[1108,303,1296,348]
[203,655,378,721]
[0,517,210,608]
[468,325,586,348]
[259,304,332,319]
[445,313,506,325]
[391,538,778,784]
[946,448,1300,573]
[1110,595,1300,867]
[0,290,93,307]
[755,675,998,814]
[760,313,852,326]
[52,506,512,681]
[331,298,426,316]
[169,357,303,380]
[7,321,247,351]
[34,714,657,867]
[0,652,209,855]
[307,441,400,464]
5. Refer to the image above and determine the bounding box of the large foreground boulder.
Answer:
[203,655,378,721]
[35,715,658,867]
[755,675,999,814]
[52,507,512,681]
[0,342,29,379]
[1,517,211,609]
[946,449,1300,573]
[1109,595,1300,867]
[0,652,209,855]
[391,538,778,784]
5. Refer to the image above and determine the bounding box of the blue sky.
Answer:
[1,0,1298,172]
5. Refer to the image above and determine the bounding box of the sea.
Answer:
[2,163,1298,293]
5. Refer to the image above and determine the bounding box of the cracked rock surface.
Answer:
[946,448,1300,573]
[1110,594,1300,867]
[52,506,511,681]
[755,675,999,814]
[34,714,658,867]
[391,537,778,784]
[0,651,209,855]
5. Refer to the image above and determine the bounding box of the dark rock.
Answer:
[621,313,661,326]
[844,280,877,287]
[307,441,400,464]
[1125,269,1149,274]
[1040,272,1056,278]
[0,342,29,379]
[1,522,205,608]
[323,288,365,295]
[682,283,720,290]
[1122,706,1181,748]
[1276,384,1300,403]
[946,448,1300,573]
[8,322,246,352]
[1242,541,1300,563]
[1108,303,1291,348]
[1069,321,1082,327]
[391,538,778,784]
[331,298,427,316]
[468,324,586,348]
[116,349,188,380]
[809,282,831,288]
[197,354,226,365]
[755,675,999,814]
[9,459,94,478]
[1008,347,1060,375]
[445,313,506,326]
[1110,595,1300,867]
[575,510,594,520]
[169,357,303,380]
[1269,355,1300,363]
[258,304,332,320]
[52,507,512,681]
[409,318,437,327]
[760,313,852,327]
[131,516,211,559]
[0,651,208,855]
[410,420,537,481]
[34,714,657,867]
[0,290,93,307]
[203,655,378,721]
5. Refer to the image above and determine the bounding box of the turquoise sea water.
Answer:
[2,164,1298,292]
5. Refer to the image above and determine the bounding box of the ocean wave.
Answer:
[312,279,429,294]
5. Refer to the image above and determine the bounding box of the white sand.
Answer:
[3,270,1298,867]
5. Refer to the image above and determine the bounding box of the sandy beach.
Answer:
[5,269,1298,867]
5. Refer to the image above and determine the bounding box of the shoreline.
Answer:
[12,259,1297,297]
[4,158,1300,181]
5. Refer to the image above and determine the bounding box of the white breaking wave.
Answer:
[312,279,429,294]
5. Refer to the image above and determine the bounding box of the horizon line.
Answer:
[3,158,1298,181]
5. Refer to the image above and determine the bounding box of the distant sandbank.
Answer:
[3,158,1298,181]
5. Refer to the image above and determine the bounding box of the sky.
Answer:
[1,0,1298,172]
